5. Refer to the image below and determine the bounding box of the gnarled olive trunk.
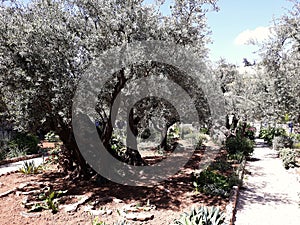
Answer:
[124,108,146,166]
[58,126,91,178]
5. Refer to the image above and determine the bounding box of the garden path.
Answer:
[234,139,300,225]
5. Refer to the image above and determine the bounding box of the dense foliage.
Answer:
[0,0,219,176]
[259,126,287,145]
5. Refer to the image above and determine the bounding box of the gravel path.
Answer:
[0,157,44,176]
[234,139,300,225]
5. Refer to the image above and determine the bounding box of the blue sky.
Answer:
[145,0,294,65]
[206,0,293,65]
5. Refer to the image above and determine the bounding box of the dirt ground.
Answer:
[0,148,229,225]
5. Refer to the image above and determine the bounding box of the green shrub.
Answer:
[227,152,244,163]
[173,206,225,225]
[259,127,287,145]
[293,142,300,149]
[0,149,6,160]
[293,134,300,142]
[200,127,209,134]
[225,134,254,157]
[28,188,67,214]
[244,124,256,140]
[272,136,293,150]
[110,134,125,156]
[44,131,60,142]
[183,133,207,149]
[192,168,240,198]
[274,127,287,136]
[195,134,207,149]
[279,148,298,169]
[0,139,27,159]
[9,132,40,155]
[209,159,232,172]
[45,146,61,165]
[6,142,28,158]
[168,125,180,139]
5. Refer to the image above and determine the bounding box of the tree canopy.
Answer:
[0,0,219,177]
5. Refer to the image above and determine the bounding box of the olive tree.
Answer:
[0,0,219,177]
[258,0,300,122]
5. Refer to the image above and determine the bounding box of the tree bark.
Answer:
[124,108,146,166]
[101,69,127,150]
[58,126,90,178]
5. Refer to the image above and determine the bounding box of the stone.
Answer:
[63,204,78,212]
[20,211,41,218]
[136,213,154,221]
[113,198,123,203]
[106,209,113,215]
[83,205,94,212]
[63,195,90,212]
[123,212,154,221]
[89,209,105,216]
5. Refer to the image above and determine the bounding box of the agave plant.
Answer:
[19,160,43,174]
[92,217,131,225]
[173,206,225,225]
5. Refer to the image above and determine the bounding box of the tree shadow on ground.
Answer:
[237,187,294,210]
[39,147,229,211]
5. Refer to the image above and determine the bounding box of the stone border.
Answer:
[0,140,60,166]
[0,153,43,166]
[224,158,247,225]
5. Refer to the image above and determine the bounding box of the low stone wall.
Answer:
[224,158,246,225]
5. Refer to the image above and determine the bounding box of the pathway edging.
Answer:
[0,153,43,166]
[224,158,247,225]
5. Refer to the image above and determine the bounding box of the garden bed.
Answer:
[0,143,243,225]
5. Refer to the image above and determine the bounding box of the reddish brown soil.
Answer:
[0,148,229,225]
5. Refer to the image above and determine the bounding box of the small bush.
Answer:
[19,160,43,174]
[28,188,67,214]
[0,139,27,159]
[173,206,225,225]
[44,131,60,142]
[244,125,256,140]
[44,146,61,165]
[209,159,232,172]
[293,142,300,149]
[227,152,244,164]
[225,134,254,157]
[272,136,293,150]
[200,127,209,134]
[0,149,6,160]
[110,134,125,156]
[168,126,180,139]
[259,127,287,145]
[279,148,298,169]
[192,168,240,197]
[184,133,207,149]
[9,132,40,155]
[194,133,207,149]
